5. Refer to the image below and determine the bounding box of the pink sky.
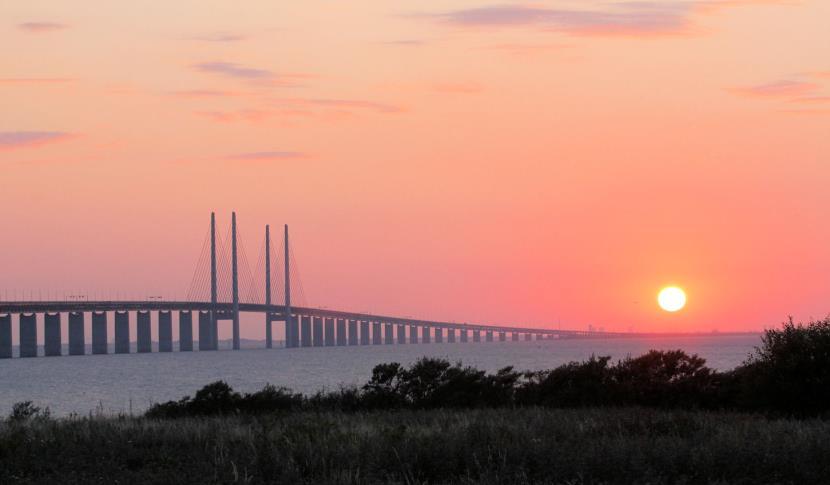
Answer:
[1,0,828,335]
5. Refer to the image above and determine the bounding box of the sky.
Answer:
[1,0,828,335]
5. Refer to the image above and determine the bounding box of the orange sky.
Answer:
[1,1,828,334]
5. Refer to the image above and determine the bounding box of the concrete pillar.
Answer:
[537,334,543,340]
[199,311,212,351]
[115,311,130,354]
[324,318,335,346]
[179,311,193,351]
[435,327,443,343]
[397,324,406,344]
[158,311,173,352]
[385,323,394,344]
[137,311,151,353]
[313,317,324,347]
[512,332,519,341]
[422,326,431,343]
[92,312,107,354]
[460,329,468,343]
[525,333,532,341]
[360,321,370,345]
[499,331,506,342]
[290,314,300,348]
[409,325,418,344]
[0,314,12,358]
[69,312,85,355]
[44,313,62,356]
[447,328,456,343]
[473,330,481,342]
[19,313,37,358]
[348,319,358,345]
[486,331,494,342]
[301,315,312,347]
[336,318,347,346]
[371,322,381,345]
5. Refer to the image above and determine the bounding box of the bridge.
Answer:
[0,213,627,358]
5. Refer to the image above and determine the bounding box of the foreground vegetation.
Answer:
[4,407,830,484]
[145,317,830,418]
[2,317,829,483]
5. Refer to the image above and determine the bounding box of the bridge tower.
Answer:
[231,212,240,350]
[284,224,294,347]
[265,224,272,348]
[210,212,218,349]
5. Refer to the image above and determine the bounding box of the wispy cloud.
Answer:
[191,32,247,42]
[429,3,695,37]
[0,78,73,85]
[226,151,306,161]
[169,89,243,98]
[194,61,273,79]
[431,82,482,94]
[0,131,71,150]
[305,98,403,113]
[379,39,425,46]
[197,110,272,123]
[730,80,820,98]
[17,22,67,33]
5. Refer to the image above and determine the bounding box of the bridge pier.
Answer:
[409,325,418,344]
[372,322,381,345]
[324,318,335,346]
[486,331,494,342]
[92,312,107,354]
[397,324,406,344]
[137,311,151,353]
[44,313,62,356]
[385,323,394,344]
[435,327,443,343]
[69,312,85,356]
[336,318,347,346]
[447,328,456,343]
[473,330,481,342]
[301,316,312,347]
[158,311,172,352]
[198,311,213,351]
[289,315,300,348]
[512,332,519,341]
[499,331,506,342]
[422,326,431,343]
[460,329,468,343]
[0,314,11,358]
[313,317,324,347]
[348,319,358,345]
[360,321,370,345]
[115,311,129,353]
[179,311,193,351]
[525,333,532,341]
[20,313,37,358]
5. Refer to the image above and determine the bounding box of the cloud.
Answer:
[431,82,482,94]
[379,39,425,46]
[18,22,67,33]
[191,32,247,42]
[430,3,695,36]
[194,61,273,79]
[226,151,306,161]
[0,78,72,85]
[197,110,272,123]
[169,89,243,98]
[305,98,403,113]
[730,80,820,98]
[789,96,830,104]
[0,131,71,150]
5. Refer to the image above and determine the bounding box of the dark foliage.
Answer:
[143,317,830,419]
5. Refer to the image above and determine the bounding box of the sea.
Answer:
[0,335,760,416]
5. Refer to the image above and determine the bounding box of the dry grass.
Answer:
[2,407,830,484]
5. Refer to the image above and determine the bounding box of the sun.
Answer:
[658,286,686,312]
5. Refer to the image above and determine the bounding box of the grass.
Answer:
[3,407,830,484]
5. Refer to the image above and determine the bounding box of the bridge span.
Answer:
[0,213,627,359]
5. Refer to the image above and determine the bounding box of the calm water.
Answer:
[0,335,759,416]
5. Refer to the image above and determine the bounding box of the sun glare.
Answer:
[658,286,686,312]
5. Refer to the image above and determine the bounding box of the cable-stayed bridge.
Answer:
[0,213,628,359]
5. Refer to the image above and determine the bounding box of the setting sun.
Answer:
[658,287,686,312]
